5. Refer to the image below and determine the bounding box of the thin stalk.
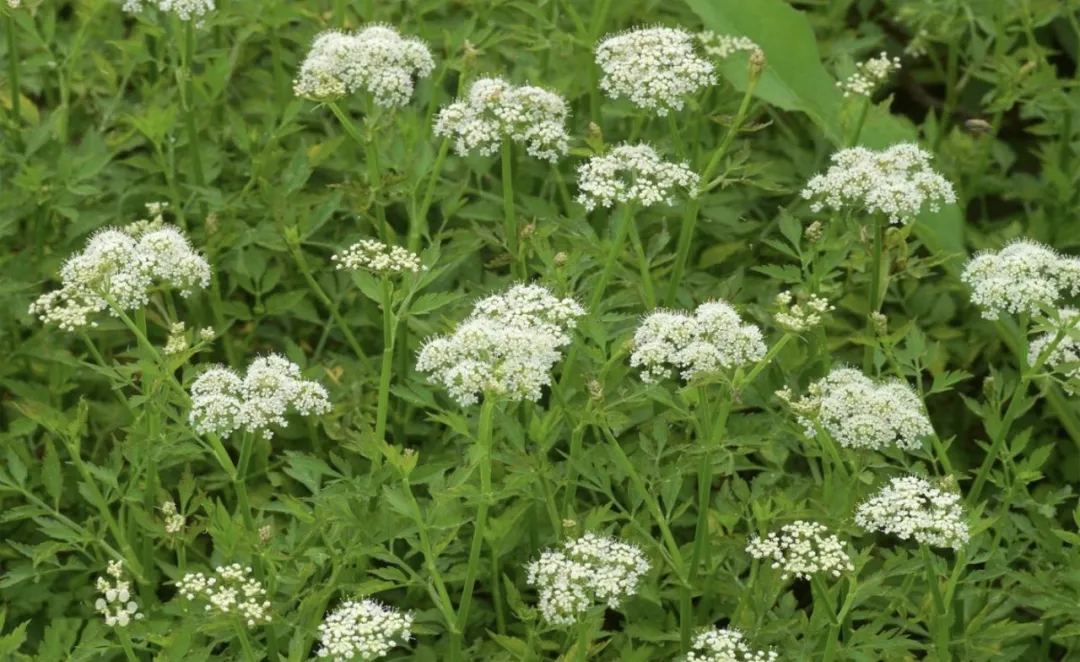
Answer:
[374,278,395,443]
[399,474,459,633]
[574,618,591,662]
[968,381,1029,503]
[934,42,959,153]
[6,12,19,133]
[182,22,206,191]
[117,630,140,662]
[411,137,450,252]
[562,425,586,515]
[862,216,884,373]
[813,574,841,662]
[626,220,656,309]
[234,432,256,531]
[920,546,951,662]
[327,102,386,240]
[501,141,523,278]
[236,625,259,662]
[667,114,686,160]
[847,96,871,147]
[588,203,634,313]
[664,76,758,305]
[453,399,497,654]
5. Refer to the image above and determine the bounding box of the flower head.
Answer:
[785,367,932,452]
[684,628,778,662]
[434,77,570,162]
[1028,309,1080,393]
[595,26,715,116]
[576,143,698,211]
[294,26,435,106]
[774,291,833,332]
[95,561,144,628]
[161,500,186,534]
[332,240,423,276]
[838,52,901,98]
[801,143,956,224]
[177,564,272,627]
[630,301,765,384]
[854,475,969,549]
[696,32,763,61]
[746,520,854,581]
[188,355,331,438]
[316,599,413,661]
[961,239,1080,320]
[122,0,213,21]
[526,533,650,626]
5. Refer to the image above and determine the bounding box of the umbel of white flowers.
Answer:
[188,354,331,438]
[576,143,699,211]
[838,51,901,98]
[746,520,854,581]
[595,26,715,116]
[332,239,423,276]
[525,532,650,626]
[854,475,969,550]
[176,564,272,627]
[29,207,211,331]
[683,627,778,662]
[123,0,213,21]
[630,301,766,384]
[961,239,1080,320]
[1028,308,1080,394]
[801,143,956,224]
[434,77,571,162]
[95,561,143,628]
[778,367,933,452]
[696,32,763,61]
[316,599,413,661]
[294,25,435,107]
[416,283,584,406]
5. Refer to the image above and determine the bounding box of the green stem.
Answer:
[411,137,450,252]
[453,399,497,653]
[626,220,656,309]
[234,431,256,531]
[667,113,686,160]
[862,216,884,373]
[562,425,586,515]
[664,76,758,305]
[574,618,591,662]
[501,141,522,278]
[236,624,259,662]
[968,379,1029,504]
[588,203,634,313]
[847,96,871,147]
[399,474,459,633]
[374,278,395,447]
[117,630,140,662]
[366,135,388,243]
[934,42,959,153]
[6,12,19,134]
[182,22,206,191]
[920,545,951,662]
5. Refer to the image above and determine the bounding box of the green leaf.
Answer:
[0,619,29,657]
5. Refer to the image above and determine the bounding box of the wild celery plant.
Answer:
[7,0,1080,660]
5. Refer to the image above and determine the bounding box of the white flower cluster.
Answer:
[161,500,186,534]
[854,475,969,549]
[316,599,413,661]
[525,533,650,626]
[188,354,331,438]
[790,367,932,451]
[595,26,715,116]
[774,291,833,332]
[961,239,1080,320]
[95,561,144,628]
[177,564,272,627]
[332,239,423,276]
[433,77,571,162]
[801,143,956,225]
[684,628,778,662]
[1028,309,1080,393]
[630,301,766,384]
[122,0,214,21]
[838,52,901,98]
[416,283,584,406]
[696,32,763,60]
[746,521,854,581]
[164,322,189,356]
[293,26,435,106]
[29,220,211,332]
[576,143,698,211]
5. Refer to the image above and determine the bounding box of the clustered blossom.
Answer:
[595,26,715,116]
[684,628,778,662]
[293,26,435,106]
[961,240,1080,320]
[854,475,969,550]
[782,367,933,451]
[161,500,186,534]
[774,291,833,332]
[1029,309,1080,393]
[576,143,698,211]
[177,564,272,627]
[630,301,766,384]
[696,32,763,60]
[434,77,571,162]
[316,599,413,661]
[416,283,584,406]
[188,354,331,438]
[838,52,901,98]
[525,533,650,626]
[95,561,143,628]
[801,143,956,225]
[29,215,211,332]
[164,322,189,356]
[746,521,854,581]
[122,0,214,21]
[332,239,423,276]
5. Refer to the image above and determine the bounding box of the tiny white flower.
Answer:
[838,51,901,98]
[683,627,778,662]
[95,561,144,628]
[696,32,763,61]
[595,26,715,116]
[774,291,833,332]
[316,599,413,661]
[746,520,854,581]
[526,533,650,626]
[854,475,969,549]
[177,564,271,627]
[332,239,423,276]
[961,239,1080,320]
[576,143,698,211]
[164,322,189,356]
[123,0,213,21]
[199,326,215,342]
[161,500,186,534]
[1028,308,1080,393]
